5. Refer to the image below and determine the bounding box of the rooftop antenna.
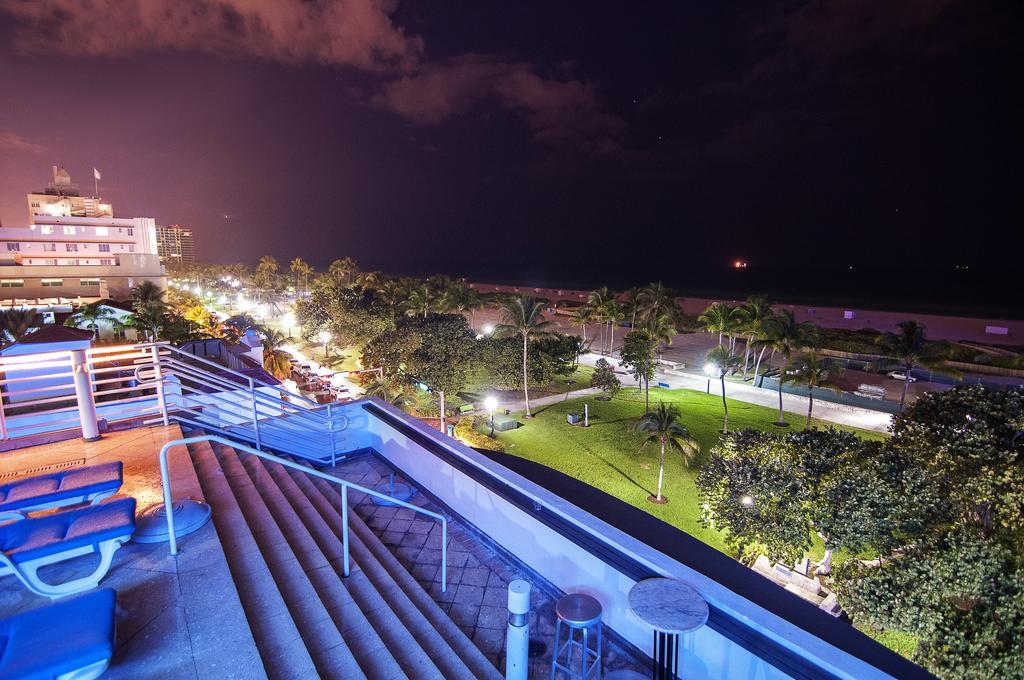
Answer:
[93,167,102,198]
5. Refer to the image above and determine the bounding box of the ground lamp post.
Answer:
[704,362,717,394]
[319,330,332,360]
[485,395,498,437]
[282,312,295,338]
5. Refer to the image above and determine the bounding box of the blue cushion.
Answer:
[0,588,116,679]
[0,462,123,511]
[0,498,136,563]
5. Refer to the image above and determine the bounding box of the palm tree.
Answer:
[328,257,359,285]
[572,305,593,345]
[634,402,699,504]
[362,377,419,412]
[705,345,741,433]
[377,278,408,318]
[785,352,843,427]
[254,256,280,302]
[495,296,555,417]
[0,309,43,343]
[876,320,948,410]
[740,296,773,379]
[756,310,817,426]
[403,282,433,318]
[698,302,741,346]
[604,300,623,355]
[289,258,313,295]
[621,288,643,329]
[65,302,114,339]
[586,287,613,354]
[130,281,167,341]
[636,282,679,330]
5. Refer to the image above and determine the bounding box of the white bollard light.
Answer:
[505,579,531,680]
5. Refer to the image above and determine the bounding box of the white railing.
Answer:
[159,434,448,591]
[0,341,351,463]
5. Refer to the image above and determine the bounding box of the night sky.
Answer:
[0,1,1016,306]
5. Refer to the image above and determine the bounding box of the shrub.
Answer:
[453,416,505,452]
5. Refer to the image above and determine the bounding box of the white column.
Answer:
[70,349,101,441]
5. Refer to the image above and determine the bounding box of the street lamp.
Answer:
[319,330,332,360]
[282,312,296,338]
[704,362,717,394]
[741,495,754,507]
[484,395,498,437]
[482,324,494,336]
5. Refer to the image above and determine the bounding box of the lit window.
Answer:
[79,278,101,286]
[43,243,56,252]
[41,278,63,287]
[40,225,53,234]
[99,243,110,252]
[95,227,109,236]
[0,279,24,288]
[63,226,76,235]
[66,243,78,252]
[5,243,20,252]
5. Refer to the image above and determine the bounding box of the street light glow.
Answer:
[484,395,498,413]
[482,324,495,335]
[704,362,718,377]
[741,495,754,506]
[318,330,332,344]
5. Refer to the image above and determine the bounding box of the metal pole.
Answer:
[584,403,589,427]
[70,349,101,441]
[0,384,8,441]
[341,484,350,577]
[441,519,448,593]
[249,378,261,450]
[505,580,531,680]
[439,390,446,434]
[327,402,336,466]
[159,442,178,556]
[151,344,169,426]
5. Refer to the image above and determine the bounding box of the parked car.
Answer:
[886,371,917,382]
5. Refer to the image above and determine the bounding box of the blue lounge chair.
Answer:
[0,498,135,598]
[0,462,123,521]
[0,588,116,680]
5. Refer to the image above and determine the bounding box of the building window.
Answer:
[80,278,101,286]
[45,258,59,266]
[41,225,53,235]
[129,245,135,253]
[41,279,63,287]
[43,243,56,251]
[99,243,110,252]
[65,243,78,252]
[6,243,19,252]
[100,259,113,266]
[63,226,76,235]
[127,228,134,236]
[95,227,109,236]
[0,279,24,288]
[67,259,80,266]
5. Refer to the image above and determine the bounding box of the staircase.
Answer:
[185,432,502,679]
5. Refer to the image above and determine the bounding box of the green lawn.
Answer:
[459,365,595,405]
[494,386,885,555]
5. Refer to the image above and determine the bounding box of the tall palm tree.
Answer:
[289,258,313,295]
[876,320,948,411]
[636,282,679,330]
[705,345,742,433]
[698,302,741,346]
[130,281,167,341]
[328,257,359,285]
[0,309,43,343]
[621,288,643,329]
[261,328,292,380]
[785,352,843,427]
[740,296,773,379]
[756,310,817,426]
[254,256,280,302]
[377,279,408,318]
[586,287,613,354]
[634,402,699,504]
[65,302,114,339]
[604,300,623,355]
[495,296,555,417]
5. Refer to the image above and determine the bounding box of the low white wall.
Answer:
[356,398,894,680]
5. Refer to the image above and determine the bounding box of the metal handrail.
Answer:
[158,434,447,591]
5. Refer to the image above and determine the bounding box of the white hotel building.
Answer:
[0,166,166,301]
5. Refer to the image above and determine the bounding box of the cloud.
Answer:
[375,55,625,156]
[0,131,45,154]
[0,0,423,72]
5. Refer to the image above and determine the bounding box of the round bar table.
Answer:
[627,578,708,680]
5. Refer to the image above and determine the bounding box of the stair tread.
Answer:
[214,445,380,680]
[188,439,320,680]
[283,463,503,680]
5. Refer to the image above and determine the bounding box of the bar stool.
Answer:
[551,592,603,679]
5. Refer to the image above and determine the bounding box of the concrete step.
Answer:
[187,439,319,680]
[292,468,504,680]
[212,444,380,680]
[227,449,411,679]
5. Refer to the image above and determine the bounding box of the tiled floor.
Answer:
[330,454,649,678]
